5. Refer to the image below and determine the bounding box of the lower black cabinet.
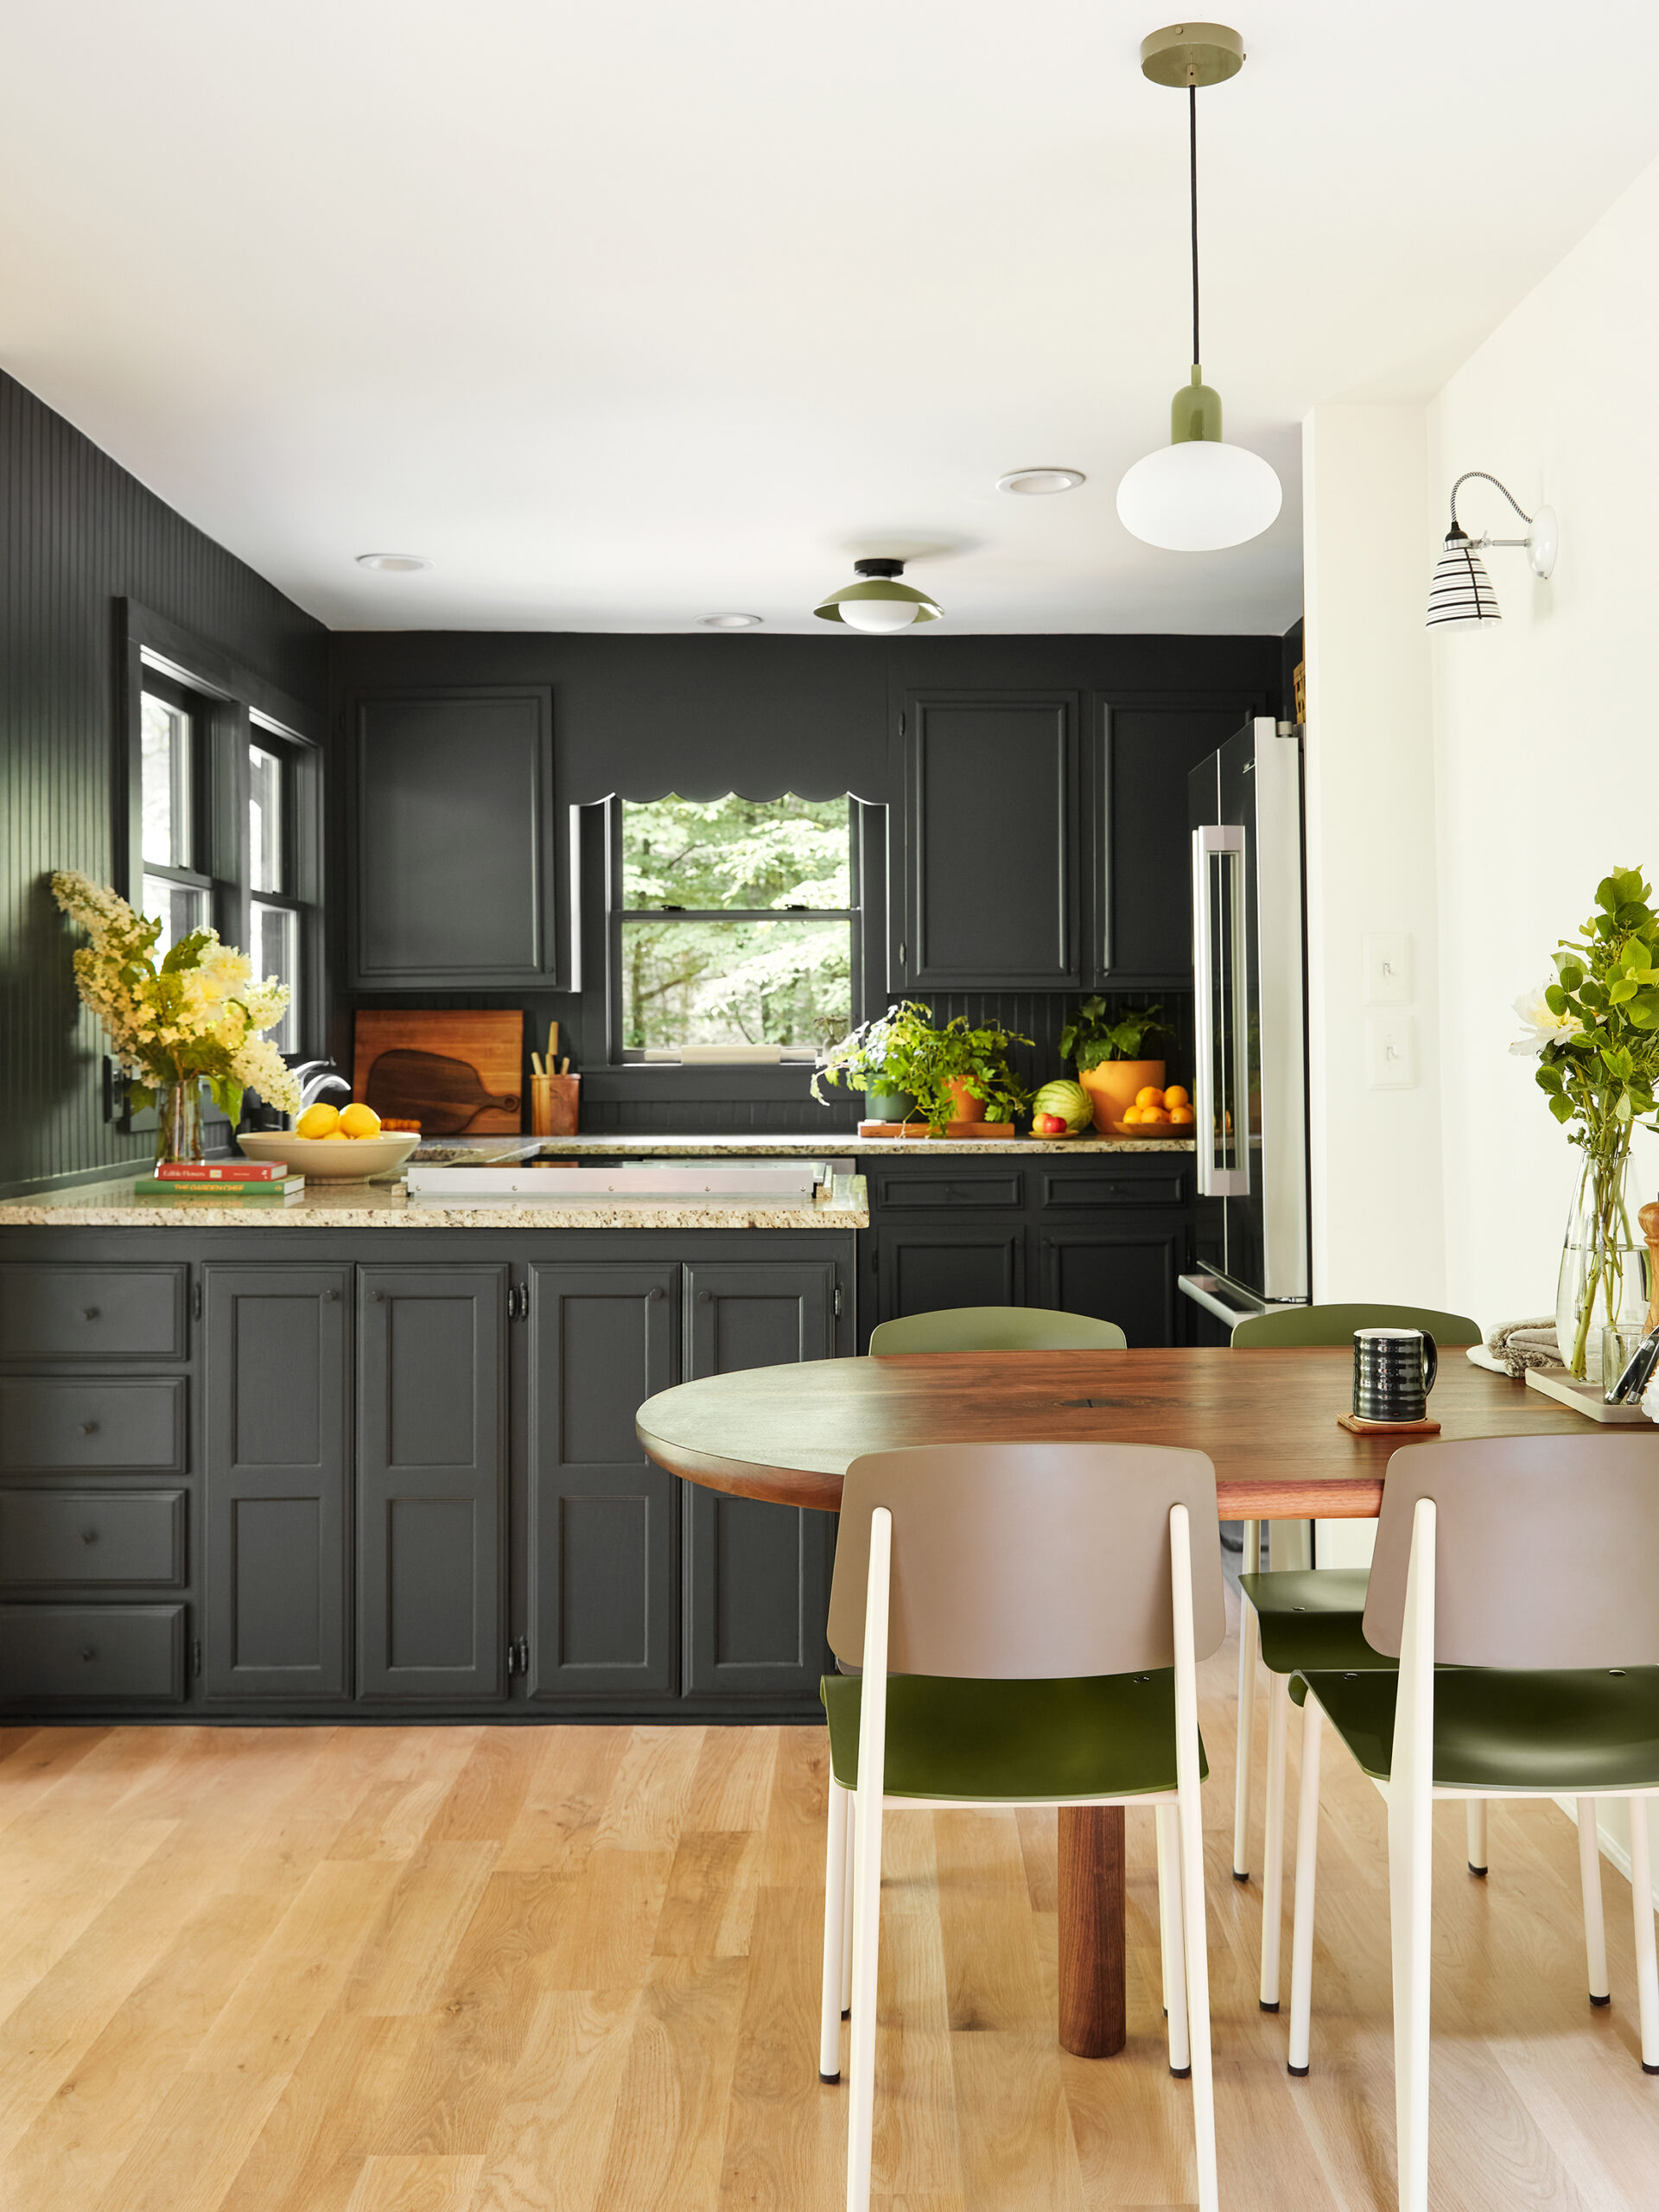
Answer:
[203,1266,350,1700]
[683,1262,837,1700]
[875,1223,1025,1328]
[1039,1219,1185,1347]
[357,1265,507,1701]
[525,1262,680,1700]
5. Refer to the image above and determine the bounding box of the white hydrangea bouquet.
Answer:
[52,872,302,1161]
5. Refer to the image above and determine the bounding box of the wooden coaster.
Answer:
[1338,1412,1441,1436]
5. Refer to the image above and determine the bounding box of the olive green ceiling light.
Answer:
[813,557,942,633]
[1116,22,1282,552]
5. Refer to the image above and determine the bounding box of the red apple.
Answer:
[1033,1112,1066,1135]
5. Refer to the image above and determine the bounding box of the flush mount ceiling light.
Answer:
[1116,23,1282,552]
[697,612,764,629]
[355,552,431,572]
[813,557,942,633]
[997,467,1087,495]
[1426,471,1559,629]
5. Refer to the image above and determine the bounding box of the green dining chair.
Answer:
[1287,1433,1659,2212]
[868,1305,1128,1354]
[818,1440,1225,2212]
[1231,1300,1480,2013]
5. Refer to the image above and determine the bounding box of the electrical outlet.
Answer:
[1363,931,1411,1005]
[1366,1014,1417,1090]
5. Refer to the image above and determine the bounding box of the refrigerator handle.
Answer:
[1191,824,1250,1198]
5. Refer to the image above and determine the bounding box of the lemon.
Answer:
[318,1129,350,1140]
[296,1102,340,1138]
[339,1103,382,1139]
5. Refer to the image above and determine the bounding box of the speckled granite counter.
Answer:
[394,1133,1195,1156]
[0,1170,868,1230]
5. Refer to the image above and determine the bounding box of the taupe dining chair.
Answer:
[1287,1433,1659,2212]
[1230,1300,1480,2014]
[868,1305,1128,1353]
[817,1440,1225,2212]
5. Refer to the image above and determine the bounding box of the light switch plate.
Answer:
[1363,931,1411,1005]
[1366,1013,1417,1090]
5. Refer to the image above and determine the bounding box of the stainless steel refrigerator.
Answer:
[1178,715,1311,1331]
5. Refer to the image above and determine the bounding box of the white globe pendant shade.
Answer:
[1116,435,1281,552]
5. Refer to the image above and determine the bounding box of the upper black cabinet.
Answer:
[349,687,558,988]
[893,692,1079,990]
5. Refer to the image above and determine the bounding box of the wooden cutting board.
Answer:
[856,1121,1017,1140]
[353,1011,524,1135]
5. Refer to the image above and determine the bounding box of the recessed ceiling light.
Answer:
[355,553,431,572]
[697,613,763,629]
[996,467,1087,495]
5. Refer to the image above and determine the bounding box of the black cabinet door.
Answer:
[1093,702,1247,985]
[357,1266,507,1700]
[1038,1218,1187,1350]
[875,1220,1026,1327]
[350,688,557,988]
[524,1263,679,1701]
[894,692,1079,988]
[203,1267,349,1700]
[683,1262,836,1700]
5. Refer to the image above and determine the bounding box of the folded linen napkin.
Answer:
[1484,1315,1566,1377]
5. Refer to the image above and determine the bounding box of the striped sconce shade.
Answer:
[1426,530,1501,628]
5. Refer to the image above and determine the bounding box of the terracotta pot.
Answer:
[1077,1058,1165,1133]
[945,1078,987,1124]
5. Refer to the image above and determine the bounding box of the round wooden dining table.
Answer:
[637,1344,1592,2059]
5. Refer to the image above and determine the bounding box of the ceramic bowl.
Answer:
[237,1131,420,1182]
[1108,1118,1193,1140]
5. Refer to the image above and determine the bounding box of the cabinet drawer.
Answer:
[1039,1168,1188,1208]
[874,1170,1025,1211]
[0,1379,187,1472]
[0,1265,188,1362]
[0,1604,187,1703]
[0,1490,186,1588]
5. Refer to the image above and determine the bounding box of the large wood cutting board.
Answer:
[353,1011,524,1135]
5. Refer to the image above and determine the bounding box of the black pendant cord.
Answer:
[1189,82,1200,366]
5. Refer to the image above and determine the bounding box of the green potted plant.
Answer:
[1058,997,1173,1132]
[814,1002,1032,1135]
[812,1002,932,1123]
[918,1014,1033,1134]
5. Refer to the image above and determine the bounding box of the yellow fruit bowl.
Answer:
[1109,1118,1195,1140]
[237,1131,421,1182]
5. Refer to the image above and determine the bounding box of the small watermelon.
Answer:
[1031,1078,1092,1134]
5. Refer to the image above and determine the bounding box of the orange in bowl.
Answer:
[1135,1084,1165,1109]
[1164,1084,1190,1109]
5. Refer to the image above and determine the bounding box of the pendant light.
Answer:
[813,557,942,633]
[1116,23,1281,552]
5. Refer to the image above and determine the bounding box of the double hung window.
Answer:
[139,672,211,955]
[247,728,305,1054]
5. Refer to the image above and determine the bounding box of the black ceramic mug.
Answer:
[1352,1326,1438,1422]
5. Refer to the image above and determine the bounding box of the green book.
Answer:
[131,1175,305,1205]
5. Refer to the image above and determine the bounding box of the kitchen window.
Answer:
[247,726,308,1055]
[139,671,211,955]
[615,793,855,1057]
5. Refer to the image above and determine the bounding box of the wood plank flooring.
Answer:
[1,1589,1654,2212]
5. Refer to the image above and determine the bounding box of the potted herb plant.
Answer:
[814,1002,1031,1135]
[1058,996,1173,1132]
[813,1003,931,1123]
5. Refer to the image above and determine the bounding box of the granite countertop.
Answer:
[0,1171,869,1231]
[397,1133,1198,1157]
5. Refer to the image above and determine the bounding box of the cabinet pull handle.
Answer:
[79,1647,96,1662]
[81,1306,100,1321]
[79,1421,99,1435]
[80,1528,98,1545]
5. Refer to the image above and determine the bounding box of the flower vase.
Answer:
[1555,1144,1648,1382]
[156,1077,205,1168]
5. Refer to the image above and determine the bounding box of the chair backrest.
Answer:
[868,1306,1128,1354]
[1363,1433,1659,1668]
[827,1440,1225,1679]
[1230,1300,1481,1349]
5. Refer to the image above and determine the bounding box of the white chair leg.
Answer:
[820,1779,849,2082]
[1260,1669,1291,2011]
[1232,1525,1261,1880]
[1176,1776,1218,2212]
[1576,1797,1609,2006]
[1628,1797,1659,2074]
[1287,1694,1323,2075]
[846,1779,885,2212]
[1155,1800,1190,2075]
[1465,1798,1488,1877]
[841,1793,855,2017]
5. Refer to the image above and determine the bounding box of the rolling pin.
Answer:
[1642,1199,1659,1335]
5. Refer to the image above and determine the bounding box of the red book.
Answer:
[153,1160,289,1182]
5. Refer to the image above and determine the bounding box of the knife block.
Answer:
[530,1073,581,1137]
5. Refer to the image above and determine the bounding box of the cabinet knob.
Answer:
[697,1290,712,1304]
[81,1306,99,1321]
[648,1287,664,1301]
[79,1647,96,1663]
[79,1421,99,1435]
[371,1289,385,1301]
[80,1527,98,1545]
[325,1288,340,1302]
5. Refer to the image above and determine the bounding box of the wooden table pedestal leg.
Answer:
[1058,1804,1127,2057]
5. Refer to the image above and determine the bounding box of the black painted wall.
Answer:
[0,371,328,1194]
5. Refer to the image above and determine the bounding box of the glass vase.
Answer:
[1555,1143,1648,1382]
[155,1077,205,1168]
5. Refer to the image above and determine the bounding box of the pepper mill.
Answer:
[1642,1200,1659,1336]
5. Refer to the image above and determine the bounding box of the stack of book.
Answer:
[132,1160,305,1207]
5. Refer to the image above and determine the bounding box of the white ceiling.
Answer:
[2,2,1656,636]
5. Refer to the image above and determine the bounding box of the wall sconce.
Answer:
[1426,471,1558,629]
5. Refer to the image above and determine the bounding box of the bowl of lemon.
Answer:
[238,1103,421,1182]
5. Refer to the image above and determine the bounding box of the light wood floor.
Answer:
[1,1592,1655,2212]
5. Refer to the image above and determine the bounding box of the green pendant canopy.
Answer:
[1171,364,1224,446]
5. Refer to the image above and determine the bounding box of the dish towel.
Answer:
[1479,1315,1566,1377]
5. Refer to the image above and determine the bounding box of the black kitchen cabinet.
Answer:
[893,691,1080,989]
[1093,702,1249,985]
[682,1261,837,1700]
[1037,1219,1186,1348]
[348,686,558,988]
[356,1264,508,1701]
[874,1221,1026,1327]
[202,1265,350,1700]
[524,1262,680,1701]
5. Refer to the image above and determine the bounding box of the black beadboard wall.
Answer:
[0,371,327,1194]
